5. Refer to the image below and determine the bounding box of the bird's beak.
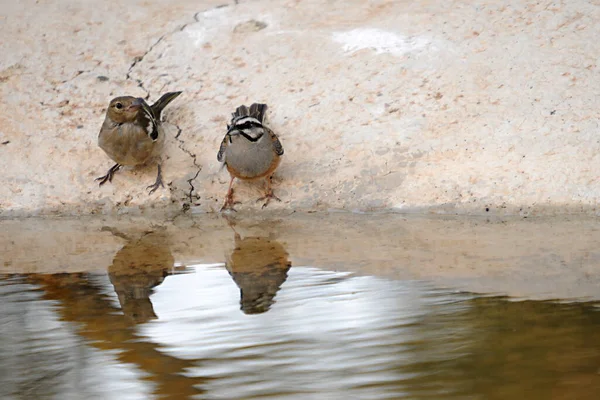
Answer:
[127,98,143,111]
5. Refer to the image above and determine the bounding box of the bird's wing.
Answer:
[267,127,284,156]
[217,134,230,162]
[137,100,160,141]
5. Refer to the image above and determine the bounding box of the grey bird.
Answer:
[96,91,182,194]
[217,103,284,211]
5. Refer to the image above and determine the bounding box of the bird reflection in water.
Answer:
[21,227,202,399]
[105,228,185,323]
[225,221,292,314]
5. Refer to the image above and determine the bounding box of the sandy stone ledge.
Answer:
[1,0,600,216]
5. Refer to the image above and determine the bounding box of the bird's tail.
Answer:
[233,105,250,118]
[249,103,268,123]
[233,103,268,123]
[151,91,182,120]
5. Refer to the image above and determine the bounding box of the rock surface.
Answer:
[1,0,600,216]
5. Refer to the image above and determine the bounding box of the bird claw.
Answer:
[220,190,242,212]
[147,165,164,195]
[95,174,111,186]
[220,205,237,212]
[147,180,164,195]
[96,164,121,187]
[220,199,241,212]
[220,186,240,212]
[257,192,281,209]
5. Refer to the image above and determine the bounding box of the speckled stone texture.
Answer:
[1,0,599,216]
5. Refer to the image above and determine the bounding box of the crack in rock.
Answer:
[193,3,230,22]
[125,34,168,99]
[127,3,232,98]
[173,123,202,206]
[122,4,235,207]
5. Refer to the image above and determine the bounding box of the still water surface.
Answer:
[2,260,600,399]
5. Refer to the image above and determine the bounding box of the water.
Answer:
[2,214,600,399]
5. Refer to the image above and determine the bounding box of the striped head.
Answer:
[226,103,269,141]
[227,115,266,141]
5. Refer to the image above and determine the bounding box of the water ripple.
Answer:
[2,265,600,399]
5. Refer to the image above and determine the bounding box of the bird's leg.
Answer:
[220,176,239,212]
[223,214,242,240]
[96,163,121,186]
[147,164,165,195]
[257,175,281,208]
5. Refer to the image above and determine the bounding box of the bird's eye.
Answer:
[115,102,123,109]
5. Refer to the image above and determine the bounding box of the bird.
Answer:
[107,230,176,324]
[224,220,291,314]
[96,91,182,194]
[217,103,284,211]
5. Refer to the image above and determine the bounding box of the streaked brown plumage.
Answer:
[96,91,182,194]
[217,103,284,211]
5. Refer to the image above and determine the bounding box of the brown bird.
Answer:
[96,91,182,194]
[217,103,284,211]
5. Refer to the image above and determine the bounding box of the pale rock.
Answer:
[1,0,599,216]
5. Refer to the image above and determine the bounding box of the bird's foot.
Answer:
[96,164,121,186]
[147,180,164,195]
[220,199,241,212]
[146,180,165,195]
[257,190,281,209]
[147,165,164,195]
[220,192,240,212]
[96,174,111,186]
